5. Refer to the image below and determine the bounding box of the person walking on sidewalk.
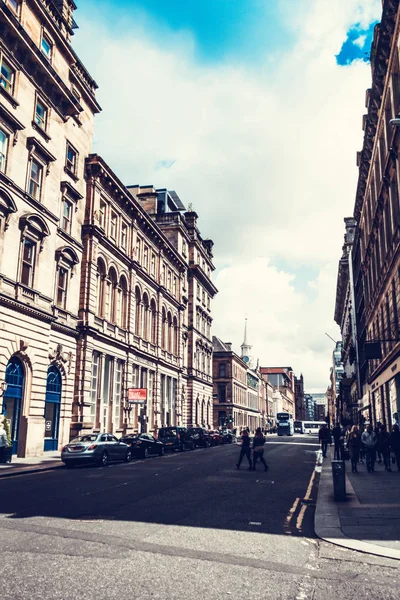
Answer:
[235,430,252,470]
[378,425,392,472]
[375,423,383,464]
[319,424,330,458]
[252,427,269,471]
[389,424,400,472]
[0,420,8,464]
[332,423,342,460]
[362,424,377,472]
[347,425,362,472]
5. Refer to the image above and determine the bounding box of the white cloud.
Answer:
[74,0,381,390]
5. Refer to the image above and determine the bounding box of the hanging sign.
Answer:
[127,388,147,404]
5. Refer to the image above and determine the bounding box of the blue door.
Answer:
[3,357,24,455]
[44,366,61,452]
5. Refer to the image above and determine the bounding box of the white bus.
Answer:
[277,412,294,436]
[300,421,327,434]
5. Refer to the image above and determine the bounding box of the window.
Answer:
[110,211,117,240]
[62,199,72,234]
[0,55,14,93]
[121,223,127,251]
[56,267,68,308]
[219,363,227,377]
[0,129,8,173]
[151,253,155,276]
[173,276,177,298]
[6,0,20,15]
[167,270,171,291]
[197,283,201,299]
[99,200,106,229]
[136,237,141,262]
[143,245,149,269]
[41,34,52,60]
[90,353,100,420]
[21,238,36,287]
[34,99,47,129]
[65,142,78,175]
[114,361,122,430]
[28,159,43,200]
[71,86,81,102]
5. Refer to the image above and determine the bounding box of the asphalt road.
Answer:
[0,435,399,600]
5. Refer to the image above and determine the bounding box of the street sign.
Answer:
[127,388,147,403]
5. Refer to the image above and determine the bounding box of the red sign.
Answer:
[127,388,147,403]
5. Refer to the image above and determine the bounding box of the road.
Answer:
[0,435,399,599]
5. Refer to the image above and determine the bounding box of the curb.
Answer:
[0,462,63,479]
[314,454,400,561]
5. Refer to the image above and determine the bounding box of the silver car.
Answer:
[61,433,132,468]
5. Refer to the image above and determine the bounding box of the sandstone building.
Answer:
[0,1,217,456]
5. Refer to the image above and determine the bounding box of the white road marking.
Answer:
[248,521,262,526]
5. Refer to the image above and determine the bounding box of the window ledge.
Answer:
[64,166,79,182]
[0,85,19,109]
[31,121,51,143]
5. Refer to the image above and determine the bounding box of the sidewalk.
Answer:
[0,451,63,478]
[315,447,400,560]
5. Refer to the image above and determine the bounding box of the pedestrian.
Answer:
[378,425,391,472]
[235,430,252,470]
[375,423,382,463]
[361,424,377,472]
[252,427,268,471]
[318,424,330,458]
[359,424,365,463]
[332,423,342,460]
[0,420,7,464]
[389,424,400,472]
[347,425,362,473]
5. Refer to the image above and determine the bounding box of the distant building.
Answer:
[294,374,305,420]
[260,367,295,416]
[304,394,315,421]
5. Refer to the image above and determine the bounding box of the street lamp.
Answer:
[390,118,400,126]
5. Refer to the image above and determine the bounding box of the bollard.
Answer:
[331,460,346,500]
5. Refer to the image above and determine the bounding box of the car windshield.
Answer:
[70,435,98,443]
[159,428,177,438]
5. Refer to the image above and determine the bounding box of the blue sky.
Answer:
[77,0,294,64]
[336,21,378,65]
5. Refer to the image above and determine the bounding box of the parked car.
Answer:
[158,427,195,451]
[61,433,132,468]
[209,430,224,446]
[188,427,211,448]
[120,433,165,458]
[219,429,234,444]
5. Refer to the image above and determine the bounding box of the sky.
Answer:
[73,0,382,393]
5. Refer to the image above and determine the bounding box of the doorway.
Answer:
[3,357,24,455]
[44,365,61,451]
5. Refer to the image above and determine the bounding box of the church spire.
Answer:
[241,318,252,361]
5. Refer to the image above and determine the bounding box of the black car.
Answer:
[158,427,195,452]
[188,427,211,448]
[120,433,165,458]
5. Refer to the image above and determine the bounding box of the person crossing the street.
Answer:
[252,427,269,471]
[235,429,252,470]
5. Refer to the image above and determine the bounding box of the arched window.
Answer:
[150,299,157,344]
[96,258,106,317]
[207,400,211,427]
[173,316,179,356]
[4,356,25,454]
[135,287,141,336]
[108,267,118,323]
[18,214,50,288]
[119,276,128,329]
[195,398,200,426]
[167,311,173,353]
[142,293,149,339]
[201,400,205,426]
[161,307,167,349]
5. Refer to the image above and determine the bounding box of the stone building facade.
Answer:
[294,374,305,421]
[259,367,295,416]
[0,0,100,456]
[336,0,400,429]
[212,337,266,431]
[0,1,217,456]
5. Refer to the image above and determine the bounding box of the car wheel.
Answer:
[65,462,75,469]
[99,451,108,467]
[143,448,149,459]
[124,450,132,462]
[158,446,165,456]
